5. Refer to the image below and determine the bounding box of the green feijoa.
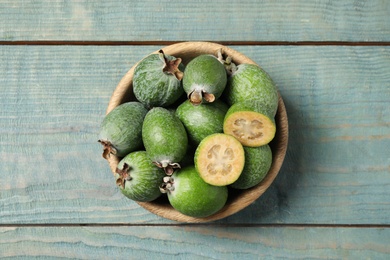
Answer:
[133,50,185,108]
[161,166,228,218]
[230,145,272,189]
[98,102,148,159]
[115,151,165,202]
[223,63,279,117]
[142,107,188,175]
[182,54,227,105]
[176,99,229,145]
[223,101,276,147]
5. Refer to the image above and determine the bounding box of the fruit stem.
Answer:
[159,50,184,81]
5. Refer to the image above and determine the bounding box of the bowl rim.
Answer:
[104,41,289,223]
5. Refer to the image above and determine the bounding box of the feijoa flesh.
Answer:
[142,107,188,175]
[223,101,276,147]
[182,54,227,105]
[231,145,272,189]
[133,50,184,108]
[98,102,147,159]
[115,151,166,202]
[175,99,229,145]
[162,166,228,218]
[194,133,245,186]
[223,63,279,117]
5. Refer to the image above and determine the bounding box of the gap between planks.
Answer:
[0,41,389,46]
[0,224,389,228]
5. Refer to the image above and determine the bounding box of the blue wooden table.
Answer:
[1,1,389,258]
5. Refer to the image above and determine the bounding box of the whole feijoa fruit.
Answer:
[142,107,188,175]
[182,54,227,105]
[175,99,229,145]
[133,50,184,108]
[231,145,272,189]
[223,101,276,147]
[223,63,279,117]
[115,151,165,202]
[161,166,228,218]
[98,102,147,159]
[194,133,245,186]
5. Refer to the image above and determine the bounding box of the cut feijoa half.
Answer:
[115,151,166,202]
[182,54,227,105]
[161,166,228,218]
[194,133,245,186]
[175,99,229,145]
[230,145,272,189]
[223,101,276,147]
[98,101,148,159]
[142,107,188,175]
[223,63,279,117]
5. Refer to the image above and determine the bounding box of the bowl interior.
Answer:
[105,41,288,223]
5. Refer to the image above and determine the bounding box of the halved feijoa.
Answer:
[182,54,227,105]
[223,101,276,147]
[142,107,188,175]
[115,151,165,202]
[230,145,272,189]
[161,166,228,218]
[194,133,245,186]
[98,102,148,159]
[175,99,229,145]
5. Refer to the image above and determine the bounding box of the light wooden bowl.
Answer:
[105,41,288,222]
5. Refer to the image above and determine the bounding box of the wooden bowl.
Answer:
[104,41,288,222]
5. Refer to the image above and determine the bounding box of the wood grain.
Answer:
[1,45,389,224]
[1,226,389,259]
[0,0,389,42]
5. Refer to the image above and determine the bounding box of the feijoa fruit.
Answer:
[142,107,188,175]
[231,145,272,189]
[194,133,245,186]
[182,54,227,105]
[98,102,147,159]
[115,151,165,202]
[161,166,228,218]
[175,99,228,145]
[133,50,184,108]
[223,63,279,117]
[223,101,276,147]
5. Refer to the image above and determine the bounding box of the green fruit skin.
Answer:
[99,102,148,157]
[182,55,227,100]
[116,151,165,202]
[133,53,185,108]
[176,99,229,145]
[223,63,279,117]
[224,100,275,125]
[142,107,188,165]
[230,145,272,189]
[167,166,228,218]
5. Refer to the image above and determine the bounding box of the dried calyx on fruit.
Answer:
[133,50,185,108]
[98,102,148,159]
[142,107,188,175]
[182,51,227,106]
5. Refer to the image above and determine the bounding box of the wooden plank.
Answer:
[1,226,389,259]
[0,45,389,224]
[1,0,389,42]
